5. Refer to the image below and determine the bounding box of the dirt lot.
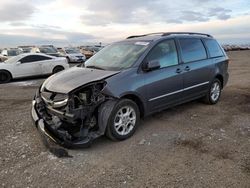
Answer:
[0,51,250,188]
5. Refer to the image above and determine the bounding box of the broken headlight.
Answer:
[41,92,69,108]
[73,82,106,107]
[52,98,68,108]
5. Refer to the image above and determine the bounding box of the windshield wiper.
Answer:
[85,65,105,70]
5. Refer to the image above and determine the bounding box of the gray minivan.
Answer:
[31,32,229,148]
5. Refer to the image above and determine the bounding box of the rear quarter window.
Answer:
[203,39,224,58]
[179,38,207,63]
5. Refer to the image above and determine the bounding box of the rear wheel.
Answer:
[52,66,64,74]
[0,70,12,84]
[106,99,140,141]
[203,79,222,104]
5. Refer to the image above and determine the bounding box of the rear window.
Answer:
[203,39,224,58]
[179,38,207,63]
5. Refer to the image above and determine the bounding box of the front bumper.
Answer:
[70,57,85,63]
[31,100,92,148]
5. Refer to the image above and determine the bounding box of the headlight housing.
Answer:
[41,92,68,108]
[52,98,68,108]
[72,81,106,107]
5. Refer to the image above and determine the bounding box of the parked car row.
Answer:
[0,44,105,62]
[222,44,250,51]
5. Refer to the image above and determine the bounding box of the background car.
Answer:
[0,54,8,62]
[31,46,63,57]
[0,53,69,83]
[57,47,86,63]
[79,47,95,59]
[18,46,34,53]
[1,48,22,59]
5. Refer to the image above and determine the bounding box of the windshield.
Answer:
[39,47,57,54]
[65,48,80,54]
[85,42,148,71]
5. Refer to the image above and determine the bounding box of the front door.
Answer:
[143,39,183,111]
[16,55,42,77]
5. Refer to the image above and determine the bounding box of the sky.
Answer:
[0,0,249,47]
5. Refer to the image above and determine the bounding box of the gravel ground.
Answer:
[0,51,250,188]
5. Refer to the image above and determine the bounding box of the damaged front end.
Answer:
[31,81,116,148]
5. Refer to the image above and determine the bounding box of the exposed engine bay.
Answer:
[33,81,116,148]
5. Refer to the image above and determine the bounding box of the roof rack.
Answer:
[126,32,166,39]
[162,32,213,38]
[126,32,213,39]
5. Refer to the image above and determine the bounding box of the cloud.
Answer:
[80,0,154,25]
[79,0,233,25]
[0,2,36,22]
[179,11,209,22]
[208,7,232,20]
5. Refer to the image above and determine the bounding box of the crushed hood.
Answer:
[42,66,119,93]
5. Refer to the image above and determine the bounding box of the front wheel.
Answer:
[0,70,12,84]
[203,79,222,104]
[106,99,140,141]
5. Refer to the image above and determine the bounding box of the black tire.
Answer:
[66,57,70,63]
[106,99,140,141]
[0,70,12,84]
[52,66,64,74]
[203,79,222,104]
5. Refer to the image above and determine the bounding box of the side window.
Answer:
[20,55,35,63]
[179,38,207,63]
[20,55,51,63]
[36,55,52,61]
[203,39,224,58]
[147,40,178,68]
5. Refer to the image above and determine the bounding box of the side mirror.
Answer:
[16,61,21,65]
[143,60,160,71]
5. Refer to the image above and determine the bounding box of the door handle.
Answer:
[176,68,182,74]
[184,66,190,71]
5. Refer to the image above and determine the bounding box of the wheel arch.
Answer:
[120,93,145,118]
[0,69,13,79]
[215,74,224,88]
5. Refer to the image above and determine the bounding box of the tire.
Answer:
[106,99,140,141]
[203,79,222,104]
[66,57,70,63]
[52,66,64,74]
[0,70,12,84]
